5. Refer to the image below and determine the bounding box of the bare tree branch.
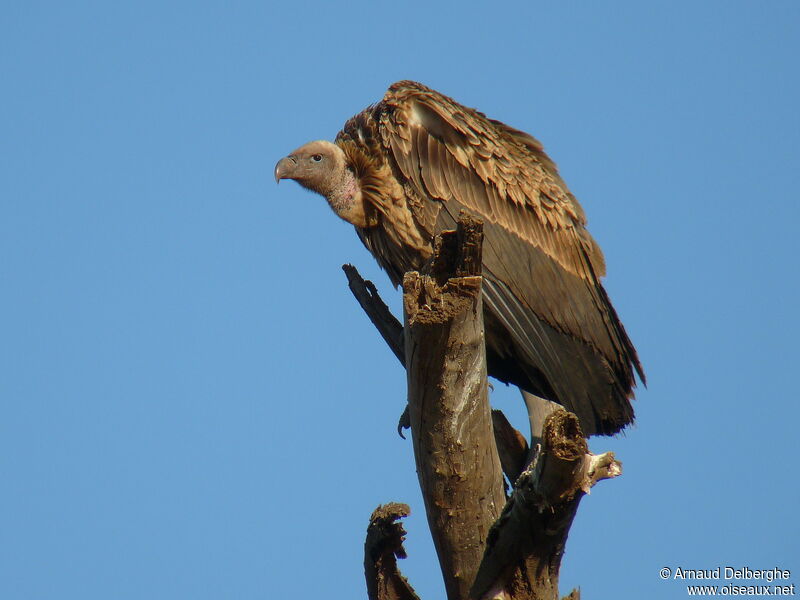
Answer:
[364,503,421,600]
[471,410,622,600]
[343,264,411,438]
[344,216,624,600]
[491,409,529,484]
[343,264,405,367]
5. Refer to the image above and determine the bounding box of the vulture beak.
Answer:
[274,155,297,183]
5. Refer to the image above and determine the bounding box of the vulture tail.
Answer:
[482,278,635,436]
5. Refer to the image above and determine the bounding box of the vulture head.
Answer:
[274,141,365,226]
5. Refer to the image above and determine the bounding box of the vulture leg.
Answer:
[522,391,562,450]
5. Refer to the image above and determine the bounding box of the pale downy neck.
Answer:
[325,168,365,226]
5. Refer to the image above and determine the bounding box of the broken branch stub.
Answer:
[471,410,622,600]
[364,503,420,600]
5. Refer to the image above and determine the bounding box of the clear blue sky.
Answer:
[2,2,798,598]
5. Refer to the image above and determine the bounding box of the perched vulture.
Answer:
[275,81,644,436]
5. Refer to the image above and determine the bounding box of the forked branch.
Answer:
[347,215,623,600]
[471,411,622,600]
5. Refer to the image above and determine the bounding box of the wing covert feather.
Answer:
[379,82,605,280]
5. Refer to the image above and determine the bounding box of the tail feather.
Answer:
[483,278,635,436]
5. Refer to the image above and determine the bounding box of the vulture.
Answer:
[275,81,644,436]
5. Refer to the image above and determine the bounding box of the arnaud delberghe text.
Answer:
[674,567,791,582]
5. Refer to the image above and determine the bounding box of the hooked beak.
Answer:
[274,155,297,183]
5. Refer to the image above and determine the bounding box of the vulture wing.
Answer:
[370,81,644,435]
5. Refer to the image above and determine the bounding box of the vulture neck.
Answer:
[326,168,368,228]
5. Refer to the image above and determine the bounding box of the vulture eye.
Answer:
[311,154,323,162]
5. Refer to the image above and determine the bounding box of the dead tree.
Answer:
[346,215,622,600]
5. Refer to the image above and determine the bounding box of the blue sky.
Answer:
[2,2,798,598]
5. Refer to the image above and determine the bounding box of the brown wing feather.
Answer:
[333,81,643,435]
[374,81,644,435]
[380,81,603,278]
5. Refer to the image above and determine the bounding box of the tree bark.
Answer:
[345,215,624,600]
[343,263,405,367]
[403,217,506,600]
[491,409,529,484]
[471,410,621,600]
[364,503,421,600]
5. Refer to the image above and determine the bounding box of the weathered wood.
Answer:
[342,264,412,437]
[471,410,622,600]
[343,263,405,367]
[403,216,506,600]
[491,409,529,484]
[344,217,623,599]
[364,503,421,600]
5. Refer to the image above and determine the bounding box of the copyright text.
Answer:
[659,566,794,596]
